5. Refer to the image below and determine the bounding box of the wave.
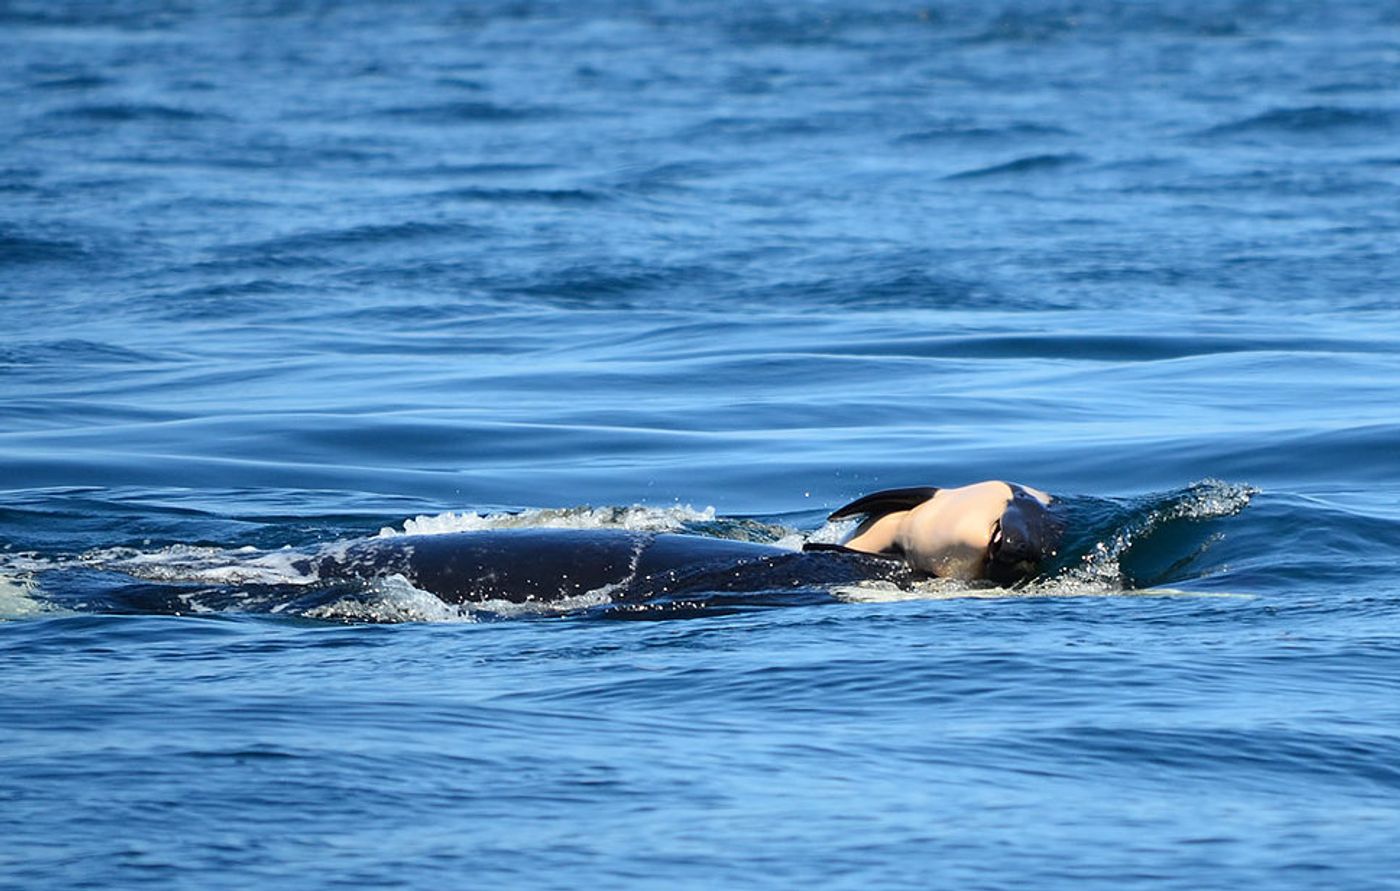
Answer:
[0,229,88,265]
[895,122,1072,144]
[42,103,228,124]
[703,4,1264,48]
[373,101,559,124]
[748,267,1026,311]
[505,261,722,308]
[222,221,489,258]
[944,153,1087,180]
[426,187,608,205]
[848,331,1394,362]
[0,338,160,369]
[29,73,113,91]
[392,163,561,179]
[131,280,316,321]
[1053,480,1257,589]
[682,114,840,141]
[1197,106,1397,139]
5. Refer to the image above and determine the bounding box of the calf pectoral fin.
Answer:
[826,486,939,521]
[802,542,862,555]
[802,542,904,561]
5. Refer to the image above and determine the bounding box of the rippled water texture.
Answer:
[3,1,1400,889]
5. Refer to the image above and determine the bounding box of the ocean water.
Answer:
[4,0,1400,887]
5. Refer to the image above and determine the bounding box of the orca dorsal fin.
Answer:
[826,486,940,521]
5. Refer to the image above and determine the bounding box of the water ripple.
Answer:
[1197,105,1398,139]
[945,153,1089,180]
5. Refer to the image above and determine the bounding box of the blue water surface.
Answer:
[4,1,1400,888]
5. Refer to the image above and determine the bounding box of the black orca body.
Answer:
[309,528,919,605]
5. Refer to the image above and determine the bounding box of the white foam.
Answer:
[1163,479,1256,521]
[773,517,856,552]
[832,577,972,602]
[78,544,318,586]
[463,586,617,619]
[0,571,63,620]
[378,501,716,535]
[376,503,717,538]
[302,574,478,623]
[831,574,1114,604]
[300,573,617,622]
[0,552,65,575]
[833,576,1253,604]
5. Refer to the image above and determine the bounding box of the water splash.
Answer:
[301,574,477,623]
[379,504,718,538]
[301,573,617,623]
[0,571,61,620]
[1061,479,1256,588]
[75,544,318,587]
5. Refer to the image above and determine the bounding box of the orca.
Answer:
[306,527,916,605]
[307,481,1062,604]
[817,480,1063,586]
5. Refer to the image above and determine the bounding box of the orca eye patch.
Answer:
[985,516,1042,586]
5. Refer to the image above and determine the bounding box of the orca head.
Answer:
[983,484,1064,586]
